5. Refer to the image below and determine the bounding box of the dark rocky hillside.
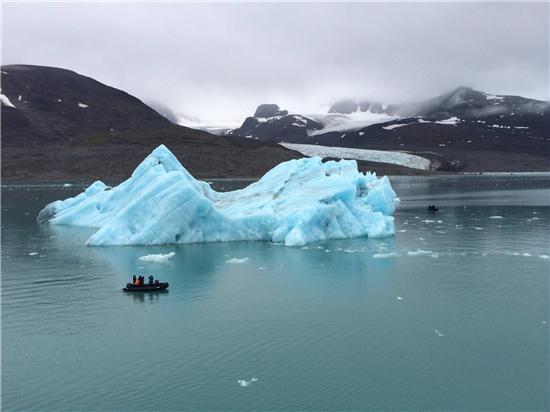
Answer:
[227,88,550,172]
[1,65,300,180]
[228,104,323,142]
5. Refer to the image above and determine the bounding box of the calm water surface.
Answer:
[2,175,549,411]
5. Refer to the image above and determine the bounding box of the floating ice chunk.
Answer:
[258,266,267,270]
[38,145,398,247]
[539,255,549,259]
[226,257,249,264]
[373,252,396,258]
[63,183,73,187]
[396,296,403,301]
[238,377,258,387]
[398,229,407,232]
[434,329,445,337]
[489,216,503,219]
[77,102,88,108]
[28,252,38,256]
[408,249,438,258]
[139,252,175,262]
[473,227,483,230]
[522,253,532,257]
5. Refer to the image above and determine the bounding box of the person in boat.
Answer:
[132,275,137,285]
[148,275,154,286]
[154,279,160,286]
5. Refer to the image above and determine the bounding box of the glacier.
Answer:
[37,145,398,247]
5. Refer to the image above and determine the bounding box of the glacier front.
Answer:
[37,145,398,246]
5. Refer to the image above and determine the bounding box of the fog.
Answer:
[2,2,548,126]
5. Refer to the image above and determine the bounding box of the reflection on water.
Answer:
[2,175,549,411]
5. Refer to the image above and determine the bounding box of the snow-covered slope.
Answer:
[38,145,398,246]
[281,143,432,170]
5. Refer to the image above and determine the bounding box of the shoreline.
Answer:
[3,171,550,187]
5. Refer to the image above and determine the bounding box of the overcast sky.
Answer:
[2,2,548,125]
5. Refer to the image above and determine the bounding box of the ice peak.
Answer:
[38,145,398,247]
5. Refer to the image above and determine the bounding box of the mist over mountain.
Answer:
[2,2,548,125]
[1,65,299,180]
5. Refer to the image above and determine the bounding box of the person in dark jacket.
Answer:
[148,275,154,286]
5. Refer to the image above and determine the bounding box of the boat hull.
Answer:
[122,282,169,292]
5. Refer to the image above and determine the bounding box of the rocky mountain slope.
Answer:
[1,65,300,180]
[227,104,323,142]
[228,88,550,172]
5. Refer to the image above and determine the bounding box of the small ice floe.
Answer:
[408,249,438,258]
[344,249,357,253]
[539,255,549,259]
[473,227,483,230]
[301,246,310,250]
[28,252,38,256]
[63,183,73,187]
[396,296,403,301]
[542,321,547,325]
[398,229,407,233]
[49,235,56,239]
[522,253,532,257]
[421,219,436,223]
[434,329,445,337]
[489,216,503,219]
[226,257,249,264]
[138,252,175,262]
[77,102,88,108]
[238,377,258,387]
[258,266,267,270]
[373,252,397,259]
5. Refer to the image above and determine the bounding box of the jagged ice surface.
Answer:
[38,145,398,246]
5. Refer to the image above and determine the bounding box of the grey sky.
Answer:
[2,2,548,125]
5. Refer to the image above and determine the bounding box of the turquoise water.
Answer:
[2,176,549,411]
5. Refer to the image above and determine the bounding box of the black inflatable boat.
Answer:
[122,282,169,292]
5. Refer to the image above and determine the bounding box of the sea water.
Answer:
[2,175,549,411]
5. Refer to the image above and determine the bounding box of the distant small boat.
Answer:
[122,282,169,292]
[427,205,439,212]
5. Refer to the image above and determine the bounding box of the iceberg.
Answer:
[37,145,398,247]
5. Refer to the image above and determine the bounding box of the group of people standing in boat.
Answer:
[132,275,159,286]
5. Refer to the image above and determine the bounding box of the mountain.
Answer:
[145,100,180,124]
[227,87,550,172]
[1,65,300,180]
[228,104,324,142]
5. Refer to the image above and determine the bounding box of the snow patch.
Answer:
[1,94,16,108]
[383,123,413,130]
[435,117,459,125]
